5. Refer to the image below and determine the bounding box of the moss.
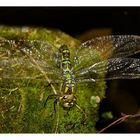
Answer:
[0,25,106,133]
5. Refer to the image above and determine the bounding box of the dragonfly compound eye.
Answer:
[63,102,74,108]
[63,95,68,99]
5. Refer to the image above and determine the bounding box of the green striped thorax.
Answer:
[59,45,76,108]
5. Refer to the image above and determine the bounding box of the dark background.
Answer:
[0,7,140,133]
[0,7,140,36]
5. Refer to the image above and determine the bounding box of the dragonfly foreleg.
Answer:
[45,80,61,88]
[44,94,58,107]
[53,99,58,113]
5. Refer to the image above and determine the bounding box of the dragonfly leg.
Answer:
[53,99,58,113]
[44,94,58,107]
[45,80,59,87]
[48,99,58,118]
[46,82,53,87]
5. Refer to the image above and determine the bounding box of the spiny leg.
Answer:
[44,94,58,107]
[45,80,59,88]
[53,99,58,113]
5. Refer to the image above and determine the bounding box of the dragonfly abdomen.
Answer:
[58,45,76,108]
[59,45,75,93]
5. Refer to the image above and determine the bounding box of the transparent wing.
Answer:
[0,39,62,82]
[73,35,140,72]
[75,58,140,82]
[0,58,62,81]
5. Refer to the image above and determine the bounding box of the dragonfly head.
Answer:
[59,94,76,108]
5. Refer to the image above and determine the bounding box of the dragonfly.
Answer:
[1,35,140,133]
